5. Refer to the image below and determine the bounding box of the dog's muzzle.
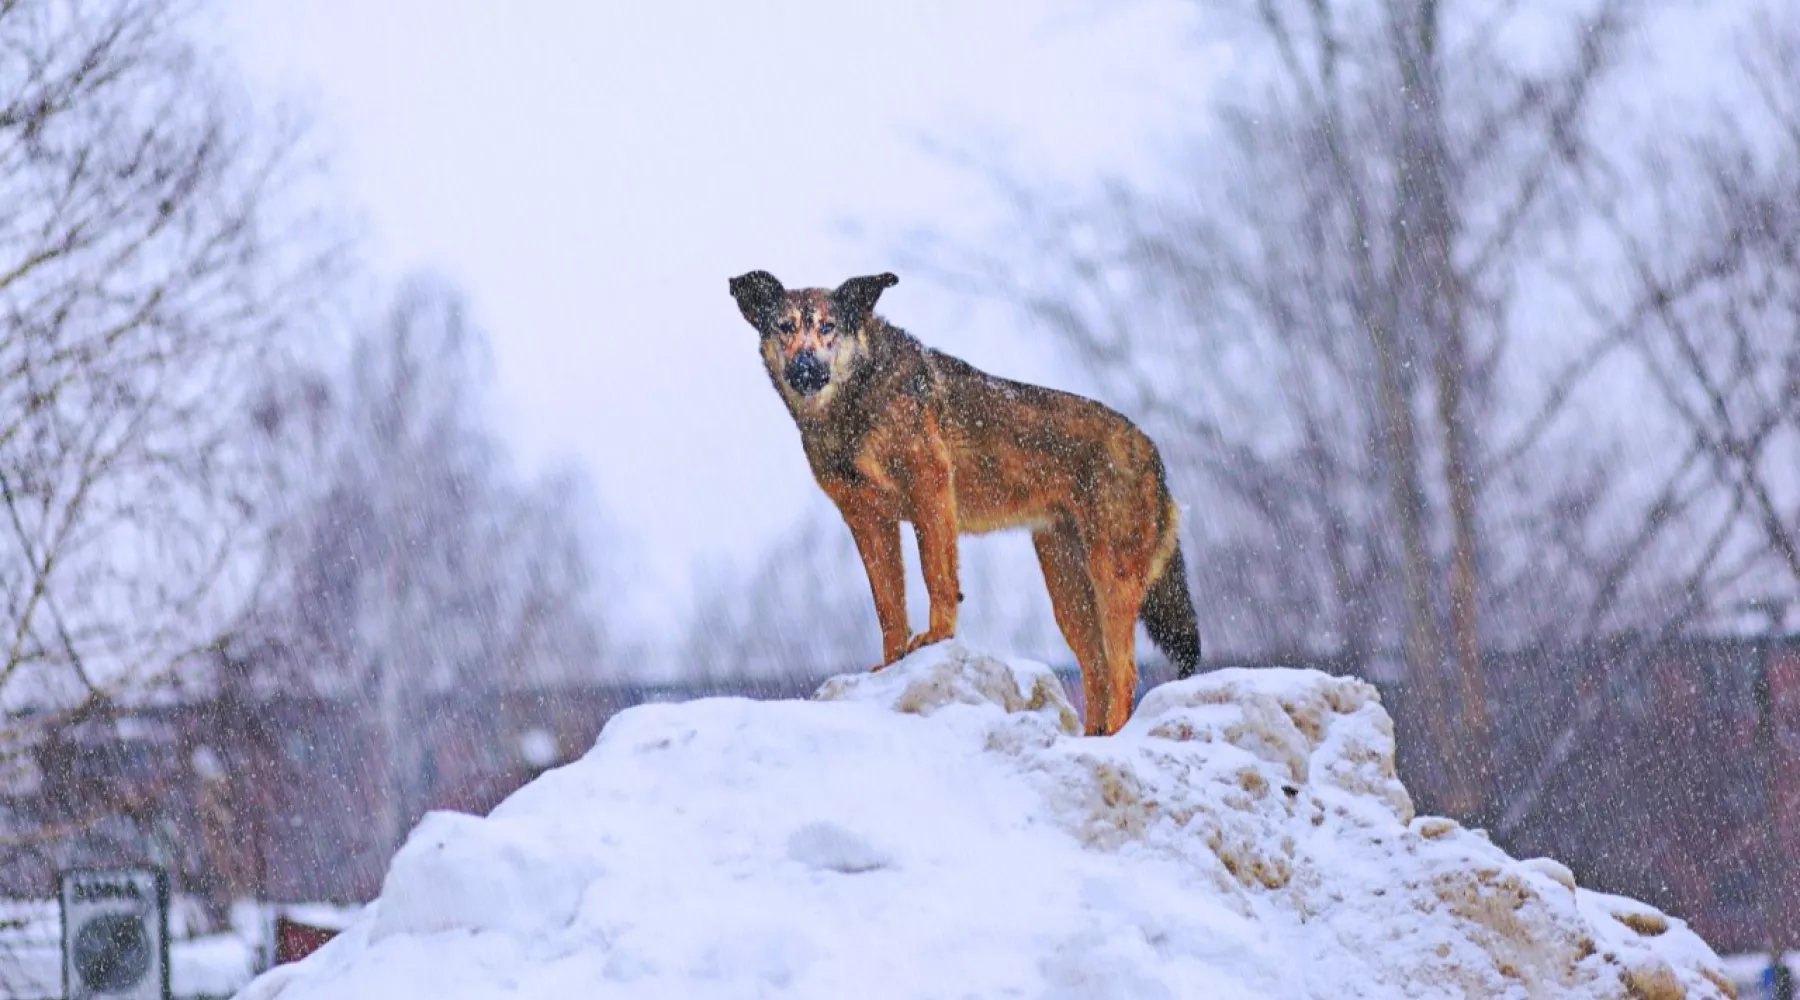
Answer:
[784,351,830,395]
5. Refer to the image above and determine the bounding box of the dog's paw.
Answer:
[900,629,954,658]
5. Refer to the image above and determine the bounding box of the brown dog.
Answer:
[729,270,1201,735]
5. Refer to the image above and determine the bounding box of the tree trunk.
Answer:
[1435,311,1495,822]
[1370,311,1458,806]
[1389,0,1491,819]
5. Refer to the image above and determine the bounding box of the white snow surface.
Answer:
[237,643,1732,999]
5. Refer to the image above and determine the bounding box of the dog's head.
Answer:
[729,270,898,408]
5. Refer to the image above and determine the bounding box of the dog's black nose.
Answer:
[785,351,830,395]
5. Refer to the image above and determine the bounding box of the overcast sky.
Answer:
[215,0,1229,631]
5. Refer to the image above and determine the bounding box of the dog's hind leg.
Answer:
[1034,522,1108,736]
[1086,545,1151,737]
[1079,458,1165,735]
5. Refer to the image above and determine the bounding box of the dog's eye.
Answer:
[778,320,797,334]
[819,322,836,335]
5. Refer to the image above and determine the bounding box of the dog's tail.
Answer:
[1142,499,1202,679]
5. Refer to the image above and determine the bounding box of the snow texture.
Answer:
[237,642,1734,999]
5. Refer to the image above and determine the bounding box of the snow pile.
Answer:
[238,643,1733,999]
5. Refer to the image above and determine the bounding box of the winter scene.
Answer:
[1,1,1796,998]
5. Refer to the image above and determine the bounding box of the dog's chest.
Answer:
[798,420,874,487]
[796,404,910,499]
[790,340,932,498]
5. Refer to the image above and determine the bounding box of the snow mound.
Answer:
[237,642,1733,1000]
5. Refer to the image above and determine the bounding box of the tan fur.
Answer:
[730,271,1200,736]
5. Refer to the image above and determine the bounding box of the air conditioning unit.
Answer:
[59,867,169,1000]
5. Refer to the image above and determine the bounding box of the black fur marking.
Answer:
[729,270,787,328]
[1141,544,1202,678]
[831,272,898,333]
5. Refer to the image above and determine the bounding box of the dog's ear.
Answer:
[831,272,898,332]
[729,271,786,327]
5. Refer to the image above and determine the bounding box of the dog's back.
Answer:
[919,348,1153,535]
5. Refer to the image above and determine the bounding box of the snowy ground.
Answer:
[238,643,1733,999]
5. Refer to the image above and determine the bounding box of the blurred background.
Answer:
[1,0,1796,990]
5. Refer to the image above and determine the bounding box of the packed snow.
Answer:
[237,643,1733,999]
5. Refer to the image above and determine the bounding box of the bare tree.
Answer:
[0,0,335,868]
[233,276,615,854]
[1446,6,1800,849]
[680,507,878,683]
[1612,11,1800,614]
[911,0,1648,821]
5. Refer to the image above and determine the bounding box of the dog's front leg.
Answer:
[841,506,910,668]
[901,434,959,658]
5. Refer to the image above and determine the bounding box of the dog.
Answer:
[729,270,1201,735]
